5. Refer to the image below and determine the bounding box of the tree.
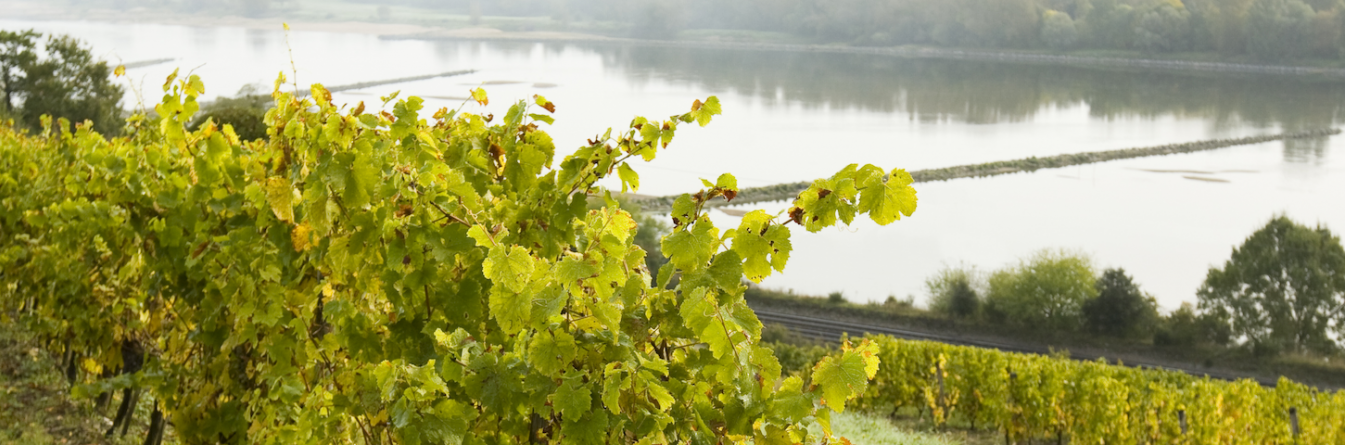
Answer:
[239,0,272,17]
[1082,268,1158,338]
[1042,9,1081,49]
[1246,0,1316,60]
[1197,216,1345,354]
[1132,1,1193,52]
[1082,0,1137,48]
[1154,302,1231,347]
[634,0,684,39]
[986,249,1097,331]
[0,30,39,119]
[927,263,981,319]
[0,32,123,134]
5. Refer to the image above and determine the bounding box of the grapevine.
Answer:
[852,335,1345,444]
[0,71,919,444]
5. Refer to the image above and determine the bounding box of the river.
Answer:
[4,18,1343,310]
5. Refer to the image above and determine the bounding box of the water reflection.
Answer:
[246,27,270,54]
[1283,137,1330,164]
[588,45,1345,131]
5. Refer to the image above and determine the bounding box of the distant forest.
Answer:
[381,0,1345,61]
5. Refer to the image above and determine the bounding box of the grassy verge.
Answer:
[820,410,970,445]
[0,320,150,445]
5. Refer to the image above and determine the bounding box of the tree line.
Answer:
[925,215,1345,358]
[50,0,1345,61]
[381,0,1345,61]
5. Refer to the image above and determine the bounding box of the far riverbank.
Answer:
[5,0,1345,79]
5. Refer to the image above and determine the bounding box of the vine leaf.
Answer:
[661,217,719,272]
[617,162,639,192]
[528,330,577,376]
[552,372,592,422]
[811,340,880,413]
[859,168,918,225]
[688,96,722,127]
[484,245,535,293]
[264,177,296,223]
[731,210,793,282]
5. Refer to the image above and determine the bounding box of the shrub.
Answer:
[985,249,1097,331]
[1154,302,1231,347]
[1082,268,1158,338]
[884,295,915,310]
[188,90,270,141]
[926,263,982,319]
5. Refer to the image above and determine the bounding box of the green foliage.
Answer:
[0,31,122,134]
[1247,0,1317,60]
[925,264,982,319]
[985,249,1097,331]
[828,291,846,304]
[1154,302,1231,347]
[0,30,39,117]
[1082,268,1158,338]
[1198,216,1345,355]
[884,294,915,310]
[0,71,920,444]
[569,0,1345,59]
[1041,10,1080,49]
[1132,1,1193,52]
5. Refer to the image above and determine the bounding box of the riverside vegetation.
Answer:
[746,215,1345,391]
[155,0,1345,64]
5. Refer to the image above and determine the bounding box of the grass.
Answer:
[816,410,965,445]
[0,320,148,445]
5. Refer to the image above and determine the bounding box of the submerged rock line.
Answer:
[637,128,1341,212]
[295,69,476,96]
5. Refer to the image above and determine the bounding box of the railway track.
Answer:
[754,309,1283,387]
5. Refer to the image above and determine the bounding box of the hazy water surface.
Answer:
[3,19,1343,309]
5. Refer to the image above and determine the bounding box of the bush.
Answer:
[926,264,981,319]
[188,88,269,141]
[1082,268,1158,338]
[828,291,846,304]
[884,295,915,310]
[985,249,1097,331]
[1154,302,1231,347]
